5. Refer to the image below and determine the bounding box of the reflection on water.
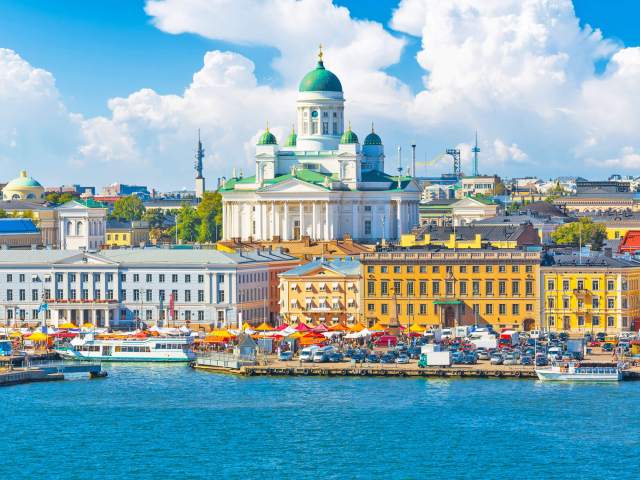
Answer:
[1,364,638,480]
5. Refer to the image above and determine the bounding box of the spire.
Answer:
[317,43,325,68]
[194,129,204,179]
[472,130,480,176]
[371,122,375,133]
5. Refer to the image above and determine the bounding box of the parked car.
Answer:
[395,354,410,364]
[312,351,329,363]
[278,351,293,361]
[365,354,380,363]
[462,353,477,365]
[329,352,344,363]
[477,349,490,360]
[299,346,319,363]
[380,354,396,364]
[520,355,533,366]
[535,355,548,367]
[602,343,614,352]
[559,332,569,341]
[351,351,366,362]
[503,354,518,366]
[596,332,606,342]
[490,354,503,365]
[451,352,465,364]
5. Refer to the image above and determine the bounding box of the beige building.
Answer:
[457,176,498,198]
[278,258,361,324]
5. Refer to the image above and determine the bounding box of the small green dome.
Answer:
[364,125,382,146]
[257,128,277,145]
[284,128,297,147]
[340,125,359,145]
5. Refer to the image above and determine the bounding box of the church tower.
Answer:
[194,130,206,199]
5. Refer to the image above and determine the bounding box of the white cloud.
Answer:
[4,0,640,189]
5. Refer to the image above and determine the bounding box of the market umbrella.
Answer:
[409,324,425,334]
[28,332,49,342]
[329,323,350,332]
[294,322,311,332]
[348,322,366,332]
[276,323,290,331]
[312,323,329,333]
[254,322,273,331]
[369,321,387,332]
[59,322,77,329]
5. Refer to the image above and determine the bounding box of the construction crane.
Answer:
[416,150,461,177]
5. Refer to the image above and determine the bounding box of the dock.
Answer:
[0,362,106,387]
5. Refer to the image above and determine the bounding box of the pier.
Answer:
[0,362,106,387]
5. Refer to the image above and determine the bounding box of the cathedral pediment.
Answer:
[257,177,329,193]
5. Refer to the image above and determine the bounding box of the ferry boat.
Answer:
[54,335,196,362]
[536,361,622,382]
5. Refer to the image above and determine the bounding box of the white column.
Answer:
[324,202,330,240]
[271,202,276,239]
[237,203,243,239]
[299,201,305,238]
[283,202,290,241]
[383,203,391,240]
[396,200,402,239]
[254,202,261,240]
[352,201,359,240]
[312,202,318,239]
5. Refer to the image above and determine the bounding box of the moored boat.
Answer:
[536,361,622,382]
[54,335,195,362]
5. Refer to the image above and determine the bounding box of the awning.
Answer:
[433,299,463,305]
[318,282,326,289]
[332,282,340,289]
[305,282,312,289]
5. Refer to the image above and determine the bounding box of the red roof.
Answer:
[618,230,640,253]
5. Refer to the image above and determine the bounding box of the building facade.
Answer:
[57,199,107,250]
[106,220,150,247]
[0,248,298,329]
[220,49,420,242]
[278,258,361,325]
[541,254,640,334]
[360,249,541,331]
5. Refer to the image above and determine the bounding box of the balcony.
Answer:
[573,288,591,298]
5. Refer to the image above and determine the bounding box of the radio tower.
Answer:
[194,129,206,199]
[471,130,480,176]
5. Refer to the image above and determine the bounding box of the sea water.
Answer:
[1,364,638,479]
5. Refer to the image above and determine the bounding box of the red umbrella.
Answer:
[312,323,328,333]
[295,322,311,332]
[276,323,290,331]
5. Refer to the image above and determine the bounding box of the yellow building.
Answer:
[542,254,640,334]
[400,224,540,249]
[278,258,361,325]
[105,220,150,247]
[360,249,541,331]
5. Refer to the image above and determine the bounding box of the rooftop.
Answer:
[279,257,361,277]
[0,218,38,235]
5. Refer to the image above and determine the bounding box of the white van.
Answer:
[300,345,320,363]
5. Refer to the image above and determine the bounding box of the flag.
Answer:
[169,293,175,320]
[38,302,48,313]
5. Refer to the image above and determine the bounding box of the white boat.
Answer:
[54,334,196,362]
[536,361,622,382]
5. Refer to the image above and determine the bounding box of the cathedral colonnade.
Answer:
[222,199,418,242]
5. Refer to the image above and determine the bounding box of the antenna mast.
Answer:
[446,148,462,178]
[472,130,480,176]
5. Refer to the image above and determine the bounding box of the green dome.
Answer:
[364,128,382,146]
[5,171,42,188]
[257,129,277,145]
[340,125,359,144]
[284,128,297,147]
[299,60,343,93]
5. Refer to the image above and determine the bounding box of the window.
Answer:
[485,265,492,273]
[485,281,493,296]
[432,266,439,273]
[526,303,533,312]
[19,274,25,283]
[472,266,479,273]
[485,303,493,314]
[419,304,427,315]
[198,290,204,302]
[562,280,570,291]
[622,297,628,309]
[577,280,584,290]
[81,289,88,300]
[367,281,375,296]
[364,220,372,235]
[106,273,113,282]
[472,281,480,296]
[185,290,191,302]
[499,281,506,296]
[107,290,113,300]
[172,274,178,283]
[459,266,467,273]
[563,297,570,309]
[121,290,127,301]
[381,266,388,273]
[607,297,615,308]
[393,266,401,274]
[407,281,415,296]
[146,274,152,282]
[525,281,533,296]
[6,274,12,282]
[578,315,585,326]
[94,290,101,300]
[381,281,388,296]
[393,281,401,295]
[607,280,615,291]
[512,265,519,273]
[498,265,506,273]
[146,290,152,302]
[31,289,38,301]
[548,297,555,308]
[159,274,165,283]
[547,280,555,291]
[133,274,140,282]
[548,315,555,327]
[133,289,140,301]
[446,281,455,296]
[592,315,600,326]
[381,304,388,315]
[185,275,191,283]
[499,304,506,315]
[525,265,533,273]
[592,280,599,291]
[419,266,427,273]
[459,281,467,295]
[19,289,26,301]
[607,316,615,327]
[512,281,520,296]
[198,275,204,284]
[432,281,440,296]
[6,290,13,301]
[512,304,519,315]
[419,281,427,296]
[172,290,179,302]
[592,297,600,309]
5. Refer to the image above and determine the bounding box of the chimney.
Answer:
[302,235,311,247]
[343,233,353,245]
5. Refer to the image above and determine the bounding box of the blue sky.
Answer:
[2,0,640,189]
[2,0,637,118]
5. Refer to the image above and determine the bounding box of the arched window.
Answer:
[76,221,83,236]
[26,193,35,199]
[66,221,72,236]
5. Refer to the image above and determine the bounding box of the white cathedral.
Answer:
[220,49,421,242]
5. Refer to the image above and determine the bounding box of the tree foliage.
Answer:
[196,191,222,243]
[45,192,74,205]
[142,208,166,228]
[550,217,606,250]
[177,202,199,242]
[111,195,145,221]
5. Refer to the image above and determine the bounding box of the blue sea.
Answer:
[1,364,638,479]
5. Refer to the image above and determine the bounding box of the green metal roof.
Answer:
[340,126,358,144]
[299,61,342,92]
[5,171,42,189]
[284,129,297,147]
[363,127,382,146]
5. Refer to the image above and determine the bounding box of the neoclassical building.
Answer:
[2,170,45,203]
[220,49,420,242]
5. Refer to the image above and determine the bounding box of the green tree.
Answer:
[111,195,145,221]
[196,191,222,243]
[59,192,74,204]
[0,209,7,218]
[45,192,74,205]
[142,208,166,228]
[177,202,199,242]
[551,217,607,250]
